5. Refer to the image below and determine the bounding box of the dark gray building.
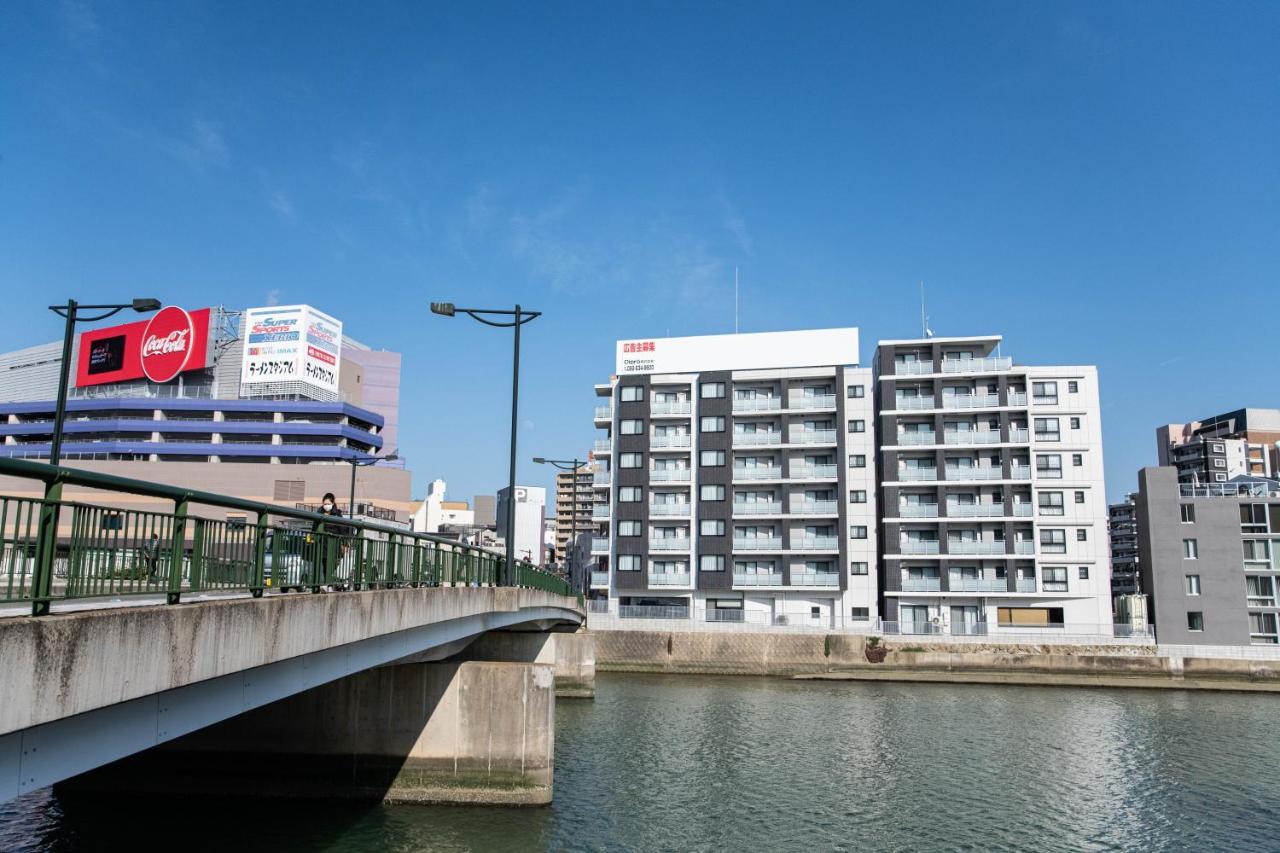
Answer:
[1108,494,1140,598]
[1136,466,1280,646]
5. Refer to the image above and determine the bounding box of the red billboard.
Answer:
[75,307,213,387]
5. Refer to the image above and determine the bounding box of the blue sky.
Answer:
[2,1,1277,505]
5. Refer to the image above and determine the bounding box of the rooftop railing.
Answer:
[1180,481,1280,498]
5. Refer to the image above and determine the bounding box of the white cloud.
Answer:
[161,119,230,171]
[269,190,294,220]
[265,288,282,307]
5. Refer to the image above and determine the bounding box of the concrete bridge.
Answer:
[0,458,591,806]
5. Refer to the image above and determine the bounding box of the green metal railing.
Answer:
[0,457,573,615]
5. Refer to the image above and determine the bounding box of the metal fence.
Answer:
[0,457,572,615]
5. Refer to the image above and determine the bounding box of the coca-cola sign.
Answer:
[140,307,195,382]
[75,306,213,388]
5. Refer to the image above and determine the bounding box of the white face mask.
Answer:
[322,502,334,511]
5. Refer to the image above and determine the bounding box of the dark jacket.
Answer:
[313,503,351,537]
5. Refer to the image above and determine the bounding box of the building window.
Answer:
[850,525,868,539]
[851,607,870,620]
[1076,529,1088,542]
[1180,504,1195,523]
[699,555,725,572]
[1038,492,1064,516]
[620,385,643,402]
[700,450,725,467]
[1040,529,1067,554]
[1034,418,1060,441]
[1185,574,1201,595]
[1067,381,1079,393]
[1032,381,1058,405]
[1073,491,1084,504]
[1042,567,1068,592]
[848,419,865,433]
[850,561,868,575]
[1240,505,1267,532]
[620,419,643,435]
[1072,454,1083,467]
[619,487,642,502]
[1183,538,1198,559]
[700,382,725,399]
[849,489,867,503]
[618,520,641,536]
[1079,567,1089,580]
[847,385,865,399]
[1187,612,1204,632]
[617,555,641,572]
[1036,455,1063,479]
[700,416,725,433]
[849,454,866,468]
[1070,417,1081,429]
[700,519,725,536]
[619,452,642,468]
[700,484,725,501]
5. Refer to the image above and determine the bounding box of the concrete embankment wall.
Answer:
[592,630,1280,692]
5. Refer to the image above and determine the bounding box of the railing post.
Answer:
[189,517,206,593]
[387,534,399,587]
[251,515,267,597]
[167,498,189,605]
[311,521,325,594]
[352,536,365,590]
[433,544,443,587]
[30,480,63,617]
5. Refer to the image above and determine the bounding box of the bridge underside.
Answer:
[0,587,584,803]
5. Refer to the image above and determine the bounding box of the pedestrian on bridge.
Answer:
[314,493,347,590]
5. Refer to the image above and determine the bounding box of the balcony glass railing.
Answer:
[1007,392,1028,406]
[734,467,783,480]
[790,500,839,514]
[594,406,613,420]
[648,571,692,586]
[651,401,692,415]
[733,573,786,586]
[791,571,840,586]
[894,396,937,410]
[650,434,692,449]
[947,541,1009,556]
[649,469,691,482]
[649,503,690,516]
[593,438,612,453]
[1009,429,1030,443]
[896,432,937,446]
[940,357,1012,374]
[1013,504,1033,517]
[592,505,611,518]
[946,504,1004,518]
[899,504,939,518]
[789,429,838,444]
[593,471,611,485]
[942,394,1002,410]
[1016,578,1037,592]
[791,464,838,479]
[900,541,941,555]
[733,396,783,412]
[591,537,610,553]
[590,571,609,587]
[948,578,1009,592]
[944,431,1002,445]
[895,361,936,376]
[1010,466,1032,480]
[732,432,783,447]
[901,578,941,591]
[649,538,692,551]
[792,535,840,550]
[944,467,1004,481]
[733,536,782,550]
[898,468,939,482]
[1014,542,1036,555]
[788,394,837,410]
[733,502,782,515]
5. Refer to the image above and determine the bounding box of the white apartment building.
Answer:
[497,485,548,566]
[589,328,877,630]
[874,336,1113,636]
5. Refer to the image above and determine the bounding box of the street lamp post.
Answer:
[347,449,399,521]
[431,302,541,586]
[47,298,162,466]
[533,456,587,594]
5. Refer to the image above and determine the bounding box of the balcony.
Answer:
[649,503,690,517]
[593,438,612,454]
[901,578,941,591]
[896,432,937,446]
[648,571,692,587]
[791,464,838,479]
[733,397,782,412]
[942,394,1002,410]
[734,466,783,480]
[899,504,939,518]
[944,467,1003,481]
[651,401,691,415]
[895,361,936,376]
[1010,466,1032,480]
[789,429,837,444]
[788,394,837,410]
[733,432,783,447]
[792,534,840,550]
[649,538,691,551]
[734,572,785,587]
[593,471,611,485]
[940,357,1012,374]
[1016,578,1037,592]
[1013,504,1033,517]
[590,571,609,587]
[1009,429,1030,443]
[592,505,611,518]
[594,406,613,421]
[733,502,783,515]
[650,469,691,482]
[944,431,1002,445]
[790,500,838,515]
[1007,392,1028,407]
[947,541,1009,556]
[948,578,1009,592]
[733,536,782,550]
[1014,541,1036,555]
[946,504,1006,518]
[651,434,692,449]
[791,571,840,586]
[900,541,941,555]
[894,396,937,411]
[898,468,938,482]
[591,537,609,554]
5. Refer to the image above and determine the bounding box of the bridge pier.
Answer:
[60,659,556,805]
[464,629,596,698]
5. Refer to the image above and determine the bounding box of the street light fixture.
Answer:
[347,449,399,521]
[533,456,589,594]
[431,302,541,585]
[47,298,162,466]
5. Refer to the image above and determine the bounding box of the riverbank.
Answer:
[592,630,1280,693]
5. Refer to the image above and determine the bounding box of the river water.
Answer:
[3,673,1279,851]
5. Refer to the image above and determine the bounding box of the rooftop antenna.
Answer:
[734,266,740,334]
[919,281,933,338]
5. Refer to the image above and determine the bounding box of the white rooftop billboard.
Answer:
[615,327,859,375]
[241,304,343,396]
